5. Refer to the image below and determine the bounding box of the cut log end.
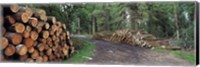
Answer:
[38,43,45,52]
[10,4,19,13]
[32,41,38,47]
[13,23,25,33]
[28,47,35,54]
[25,25,32,32]
[46,48,52,56]
[24,38,34,48]
[23,31,30,38]
[4,44,16,56]
[13,12,29,23]
[1,37,8,50]
[19,54,28,62]
[26,58,34,62]
[33,9,47,21]
[47,16,56,24]
[25,7,33,17]
[36,27,42,33]
[0,55,5,61]
[36,56,43,63]
[29,17,38,27]
[42,31,49,39]
[5,33,22,45]
[5,15,15,24]
[30,31,38,40]
[44,23,50,29]
[2,27,6,35]
[31,50,39,59]
[42,55,48,62]
[16,45,28,56]
[21,12,29,23]
[12,34,22,45]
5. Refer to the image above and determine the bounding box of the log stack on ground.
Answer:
[92,29,177,49]
[0,4,74,62]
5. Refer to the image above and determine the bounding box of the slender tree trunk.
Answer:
[77,17,80,34]
[174,4,180,40]
[92,16,96,34]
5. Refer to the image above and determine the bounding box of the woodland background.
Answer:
[28,2,195,50]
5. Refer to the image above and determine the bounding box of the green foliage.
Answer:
[152,47,196,64]
[63,38,95,63]
[134,2,195,49]
[29,2,195,49]
[171,51,196,64]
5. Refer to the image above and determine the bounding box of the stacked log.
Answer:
[0,4,74,62]
[110,30,181,49]
[92,29,173,48]
[109,30,148,47]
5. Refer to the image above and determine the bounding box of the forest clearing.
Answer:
[0,2,196,66]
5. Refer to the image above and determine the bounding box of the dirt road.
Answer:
[75,36,194,66]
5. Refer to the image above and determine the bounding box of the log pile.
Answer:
[110,30,153,48]
[92,29,174,49]
[0,4,74,62]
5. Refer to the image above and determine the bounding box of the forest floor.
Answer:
[72,35,194,66]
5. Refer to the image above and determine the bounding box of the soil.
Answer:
[74,36,194,66]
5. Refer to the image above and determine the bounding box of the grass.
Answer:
[63,37,95,63]
[152,47,196,64]
[171,51,196,64]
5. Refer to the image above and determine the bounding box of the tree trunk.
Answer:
[9,23,25,33]
[33,9,47,21]
[47,16,56,24]
[92,16,97,34]
[3,4,19,16]
[5,15,15,25]
[77,17,80,34]
[19,7,33,17]
[174,4,180,40]
[19,54,28,62]
[13,12,29,23]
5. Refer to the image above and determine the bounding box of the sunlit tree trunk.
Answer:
[92,16,97,34]
[174,3,180,40]
[77,17,80,34]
